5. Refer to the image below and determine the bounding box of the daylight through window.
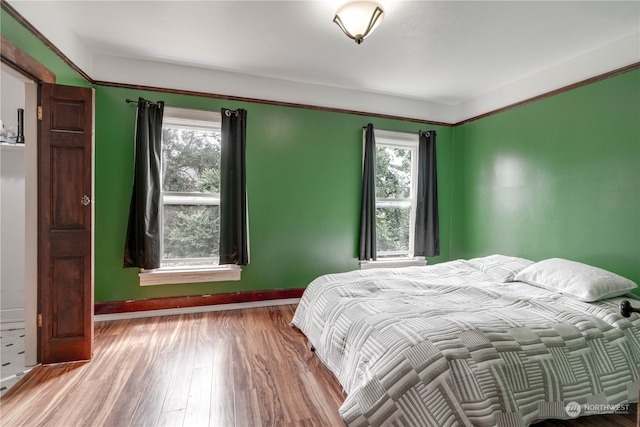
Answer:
[161,107,222,266]
[374,130,418,258]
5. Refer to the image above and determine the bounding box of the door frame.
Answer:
[24,78,38,366]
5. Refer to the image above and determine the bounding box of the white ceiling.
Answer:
[7,0,640,123]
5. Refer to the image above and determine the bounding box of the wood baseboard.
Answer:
[94,288,305,315]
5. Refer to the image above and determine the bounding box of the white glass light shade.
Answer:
[334,1,385,44]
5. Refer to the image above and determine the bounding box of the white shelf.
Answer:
[1,142,25,151]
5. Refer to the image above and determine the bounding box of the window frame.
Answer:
[160,107,222,266]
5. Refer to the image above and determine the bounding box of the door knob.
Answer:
[81,195,91,206]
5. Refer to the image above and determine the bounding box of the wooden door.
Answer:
[38,83,93,363]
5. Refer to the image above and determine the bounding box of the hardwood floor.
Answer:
[1,305,344,427]
[0,304,636,427]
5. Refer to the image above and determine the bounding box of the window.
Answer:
[374,130,419,259]
[160,107,222,267]
[137,106,242,286]
[359,128,428,270]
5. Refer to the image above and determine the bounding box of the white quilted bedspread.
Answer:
[291,260,640,427]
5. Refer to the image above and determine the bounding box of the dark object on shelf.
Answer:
[620,300,640,317]
[16,108,25,143]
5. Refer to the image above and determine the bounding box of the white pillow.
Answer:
[514,258,637,302]
[465,254,534,282]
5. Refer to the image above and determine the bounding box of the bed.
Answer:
[291,255,640,427]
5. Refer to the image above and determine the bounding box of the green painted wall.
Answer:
[451,69,640,285]
[94,86,453,301]
[1,10,90,87]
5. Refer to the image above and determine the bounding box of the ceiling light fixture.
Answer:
[333,0,385,44]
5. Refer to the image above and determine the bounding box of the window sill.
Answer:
[360,257,427,270]
[139,265,241,286]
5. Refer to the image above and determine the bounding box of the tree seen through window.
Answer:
[375,145,413,257]
[161,125,221,263]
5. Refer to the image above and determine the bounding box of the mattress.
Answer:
[291,259,640,427]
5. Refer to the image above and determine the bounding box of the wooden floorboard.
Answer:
[0,304,636,427]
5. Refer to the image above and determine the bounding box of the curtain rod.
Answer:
[364,126,435,137]
[125,98,162,106]
[126,98,240,116]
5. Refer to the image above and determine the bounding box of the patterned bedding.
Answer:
[291,259,640,427]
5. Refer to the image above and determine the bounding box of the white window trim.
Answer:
[163,106,222,127]
[364,129,421,267]
[139,265,241,286]
[360,257,427,270]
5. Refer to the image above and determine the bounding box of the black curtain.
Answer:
[219,108,249,266]
[414,130,440,257]
[123,98,165,269]
[359,123,377,260]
